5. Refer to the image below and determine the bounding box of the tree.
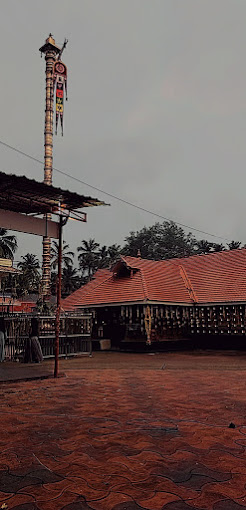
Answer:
[228,241,241,250]
[17,253,41,294]
[195,240,213,254]
[0,228,17,259]
[97,245,109,269]
[51,266,81,297]
[211,243,225,252]
[50,271,58,297]
[95,244,122,270]
[62,266,81,297]
[123,221,196,260]
[51,240,74,270]
[77,238,100,280]
[107,244,121,265]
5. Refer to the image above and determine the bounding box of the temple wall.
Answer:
[84,303,246,347]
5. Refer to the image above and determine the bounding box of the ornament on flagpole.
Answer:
[53,60,67,136]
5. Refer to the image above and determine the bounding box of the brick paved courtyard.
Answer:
[1,351,246,510]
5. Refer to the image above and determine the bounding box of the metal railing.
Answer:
[3,313,92,361]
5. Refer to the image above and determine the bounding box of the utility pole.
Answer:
[39,35,61,298]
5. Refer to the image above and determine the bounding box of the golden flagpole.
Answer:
[39,35,61,298]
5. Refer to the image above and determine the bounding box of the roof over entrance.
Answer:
[62,248,246,309]
[0,171,105,216]
[0,265,20,276]
[0,258,20,276]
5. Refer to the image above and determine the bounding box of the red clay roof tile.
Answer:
[62,248,246,310]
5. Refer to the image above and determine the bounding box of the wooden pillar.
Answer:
[144,305,152,345]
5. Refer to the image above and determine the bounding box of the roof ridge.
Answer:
[122,248,246,266]
[167,247,246,264]
[178,264,197,303]
[119,255,133,267]
[139,268,149,300]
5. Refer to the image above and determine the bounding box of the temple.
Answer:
[62,248,246,348]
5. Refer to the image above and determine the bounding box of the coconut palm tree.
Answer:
[97,244,122,268]
[0,228,17,259]
[212,243,225,252]
[51,240,74,270]
[195,240,213,254]
[62,266,81,297]
[228,241,241,250]
[97,245,109,268]
[17,253,41,294]
[107,244,121,265]
[77,238,100,280]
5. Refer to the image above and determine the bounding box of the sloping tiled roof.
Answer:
[170,248,246,304]
[61,269,112,311]
[120,256,192,303]
[62,268,147,309]
[62,248,246,310]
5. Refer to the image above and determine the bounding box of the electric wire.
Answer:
[0,139,235,242]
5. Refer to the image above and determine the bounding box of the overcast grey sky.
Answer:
[0,0,246,261]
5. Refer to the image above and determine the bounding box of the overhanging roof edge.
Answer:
[0,171,108,216]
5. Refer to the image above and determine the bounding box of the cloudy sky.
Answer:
[0,0,246,262]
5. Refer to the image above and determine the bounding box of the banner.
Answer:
[53,60,67,136]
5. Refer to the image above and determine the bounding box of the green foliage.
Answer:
[51,240,74,270]
[50,240,78,297]
[211,243,225,252]
[0,228,17,259]
[77,239,100,280]
[77,239,122,281]
[123,221,197,260]
[35,297,55,315]
[97,245,108,269]
[61,266,81,297]
[17,253,41,295]
[228,241,241,250]
[107,244,122,265]
[122,222,242,259]
[97,243,122,269]
[195,240,214,254]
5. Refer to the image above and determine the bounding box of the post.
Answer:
[144,305,152,345]
[39,35,61,298]
[54,215,63,377]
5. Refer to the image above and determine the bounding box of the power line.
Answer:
[0,139,233,242]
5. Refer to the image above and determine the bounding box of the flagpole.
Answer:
[39,35,61,298]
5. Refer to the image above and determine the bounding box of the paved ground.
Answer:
[1,351,246,510]
[0,363,53,383]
